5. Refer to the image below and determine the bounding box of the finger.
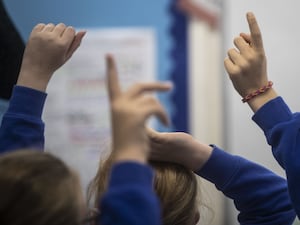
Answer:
[65,31,86,60]
[246,12,264,49]
[240,32,251,44]
[224,57,239,75]
[146,127,159,139]
[152,104,170,126]
[42,23,55,32]
[53,23,67,36]
[29,24,45,38]
[147,128,170,160]
[227,48,245,65]
[106,54,122,100]
[61,26,76,46]
[32,23,45,32]
[233,36,250,54]
[127,82,172,98]
[146,127,169,145]
[141,98,170,126]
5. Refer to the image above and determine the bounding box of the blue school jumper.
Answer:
[0,86,296,224]
[253,96,300,219]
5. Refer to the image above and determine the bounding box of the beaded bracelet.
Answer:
[242,81,273,103]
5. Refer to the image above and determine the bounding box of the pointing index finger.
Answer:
[106,54,121,100]
[246,12,264,50]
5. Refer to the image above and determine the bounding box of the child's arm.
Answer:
[99,55,171,225]
[252,92,300,218]
[225,12,300,218]
[0,23,85,153]
[147,129,296,224]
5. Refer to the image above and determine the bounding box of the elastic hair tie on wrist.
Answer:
[242,81,273,103]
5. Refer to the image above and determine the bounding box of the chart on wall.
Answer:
[43,28,156,189]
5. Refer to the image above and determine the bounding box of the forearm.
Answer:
[197,146,296,225]
[253,96,300,217]
[0,86,46,153]
[252,96,295,168]
[17,70,52,92]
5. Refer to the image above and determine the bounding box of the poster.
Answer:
[43,28,156,191]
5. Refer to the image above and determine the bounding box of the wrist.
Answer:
[17,70,52,92]
[247,88,278,112]
[241,81,273,103]
[188,141,213,171]
[113,147,148,164]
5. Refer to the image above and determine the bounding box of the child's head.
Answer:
[151,161,200,225]
[0,150,86,225]
[89,152,200,225]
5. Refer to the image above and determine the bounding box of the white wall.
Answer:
[223,1,300,224]
[189,18,224,225]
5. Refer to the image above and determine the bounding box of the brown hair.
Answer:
[88,152,199,225]
[0,150,83,225]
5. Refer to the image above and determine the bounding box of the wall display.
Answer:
[44,28,156,190]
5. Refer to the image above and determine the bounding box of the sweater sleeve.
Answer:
[197,146,296,225]
[0,85,47,153]
[253,96,300,218]
[99,162,161,225]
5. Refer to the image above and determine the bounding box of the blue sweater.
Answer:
[0,86,46,152]
[253,96,300,218]
[0,86,296,224]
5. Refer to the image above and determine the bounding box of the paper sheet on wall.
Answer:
[43,28,156,191]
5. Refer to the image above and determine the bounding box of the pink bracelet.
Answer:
[242,81,273,103]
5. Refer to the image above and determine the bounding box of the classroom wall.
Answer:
[189,16,224,225]
[223,1,300,224]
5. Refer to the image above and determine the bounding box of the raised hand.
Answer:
[147,128,213,171]
[224,12,277,111]
[106,55,172,163]
[224,12,268,97]
[17,23,86,92]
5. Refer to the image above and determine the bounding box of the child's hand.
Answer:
[106,55,172,163]
[224,12,278,112]
[224,12,268,97]
[17,23,86,92]
[147,128,213,171]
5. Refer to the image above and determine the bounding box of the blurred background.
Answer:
[1,0,300,224]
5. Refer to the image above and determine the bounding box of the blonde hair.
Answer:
[88,152,199,225]
[0,150,83,225]
[151,161,199,225]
